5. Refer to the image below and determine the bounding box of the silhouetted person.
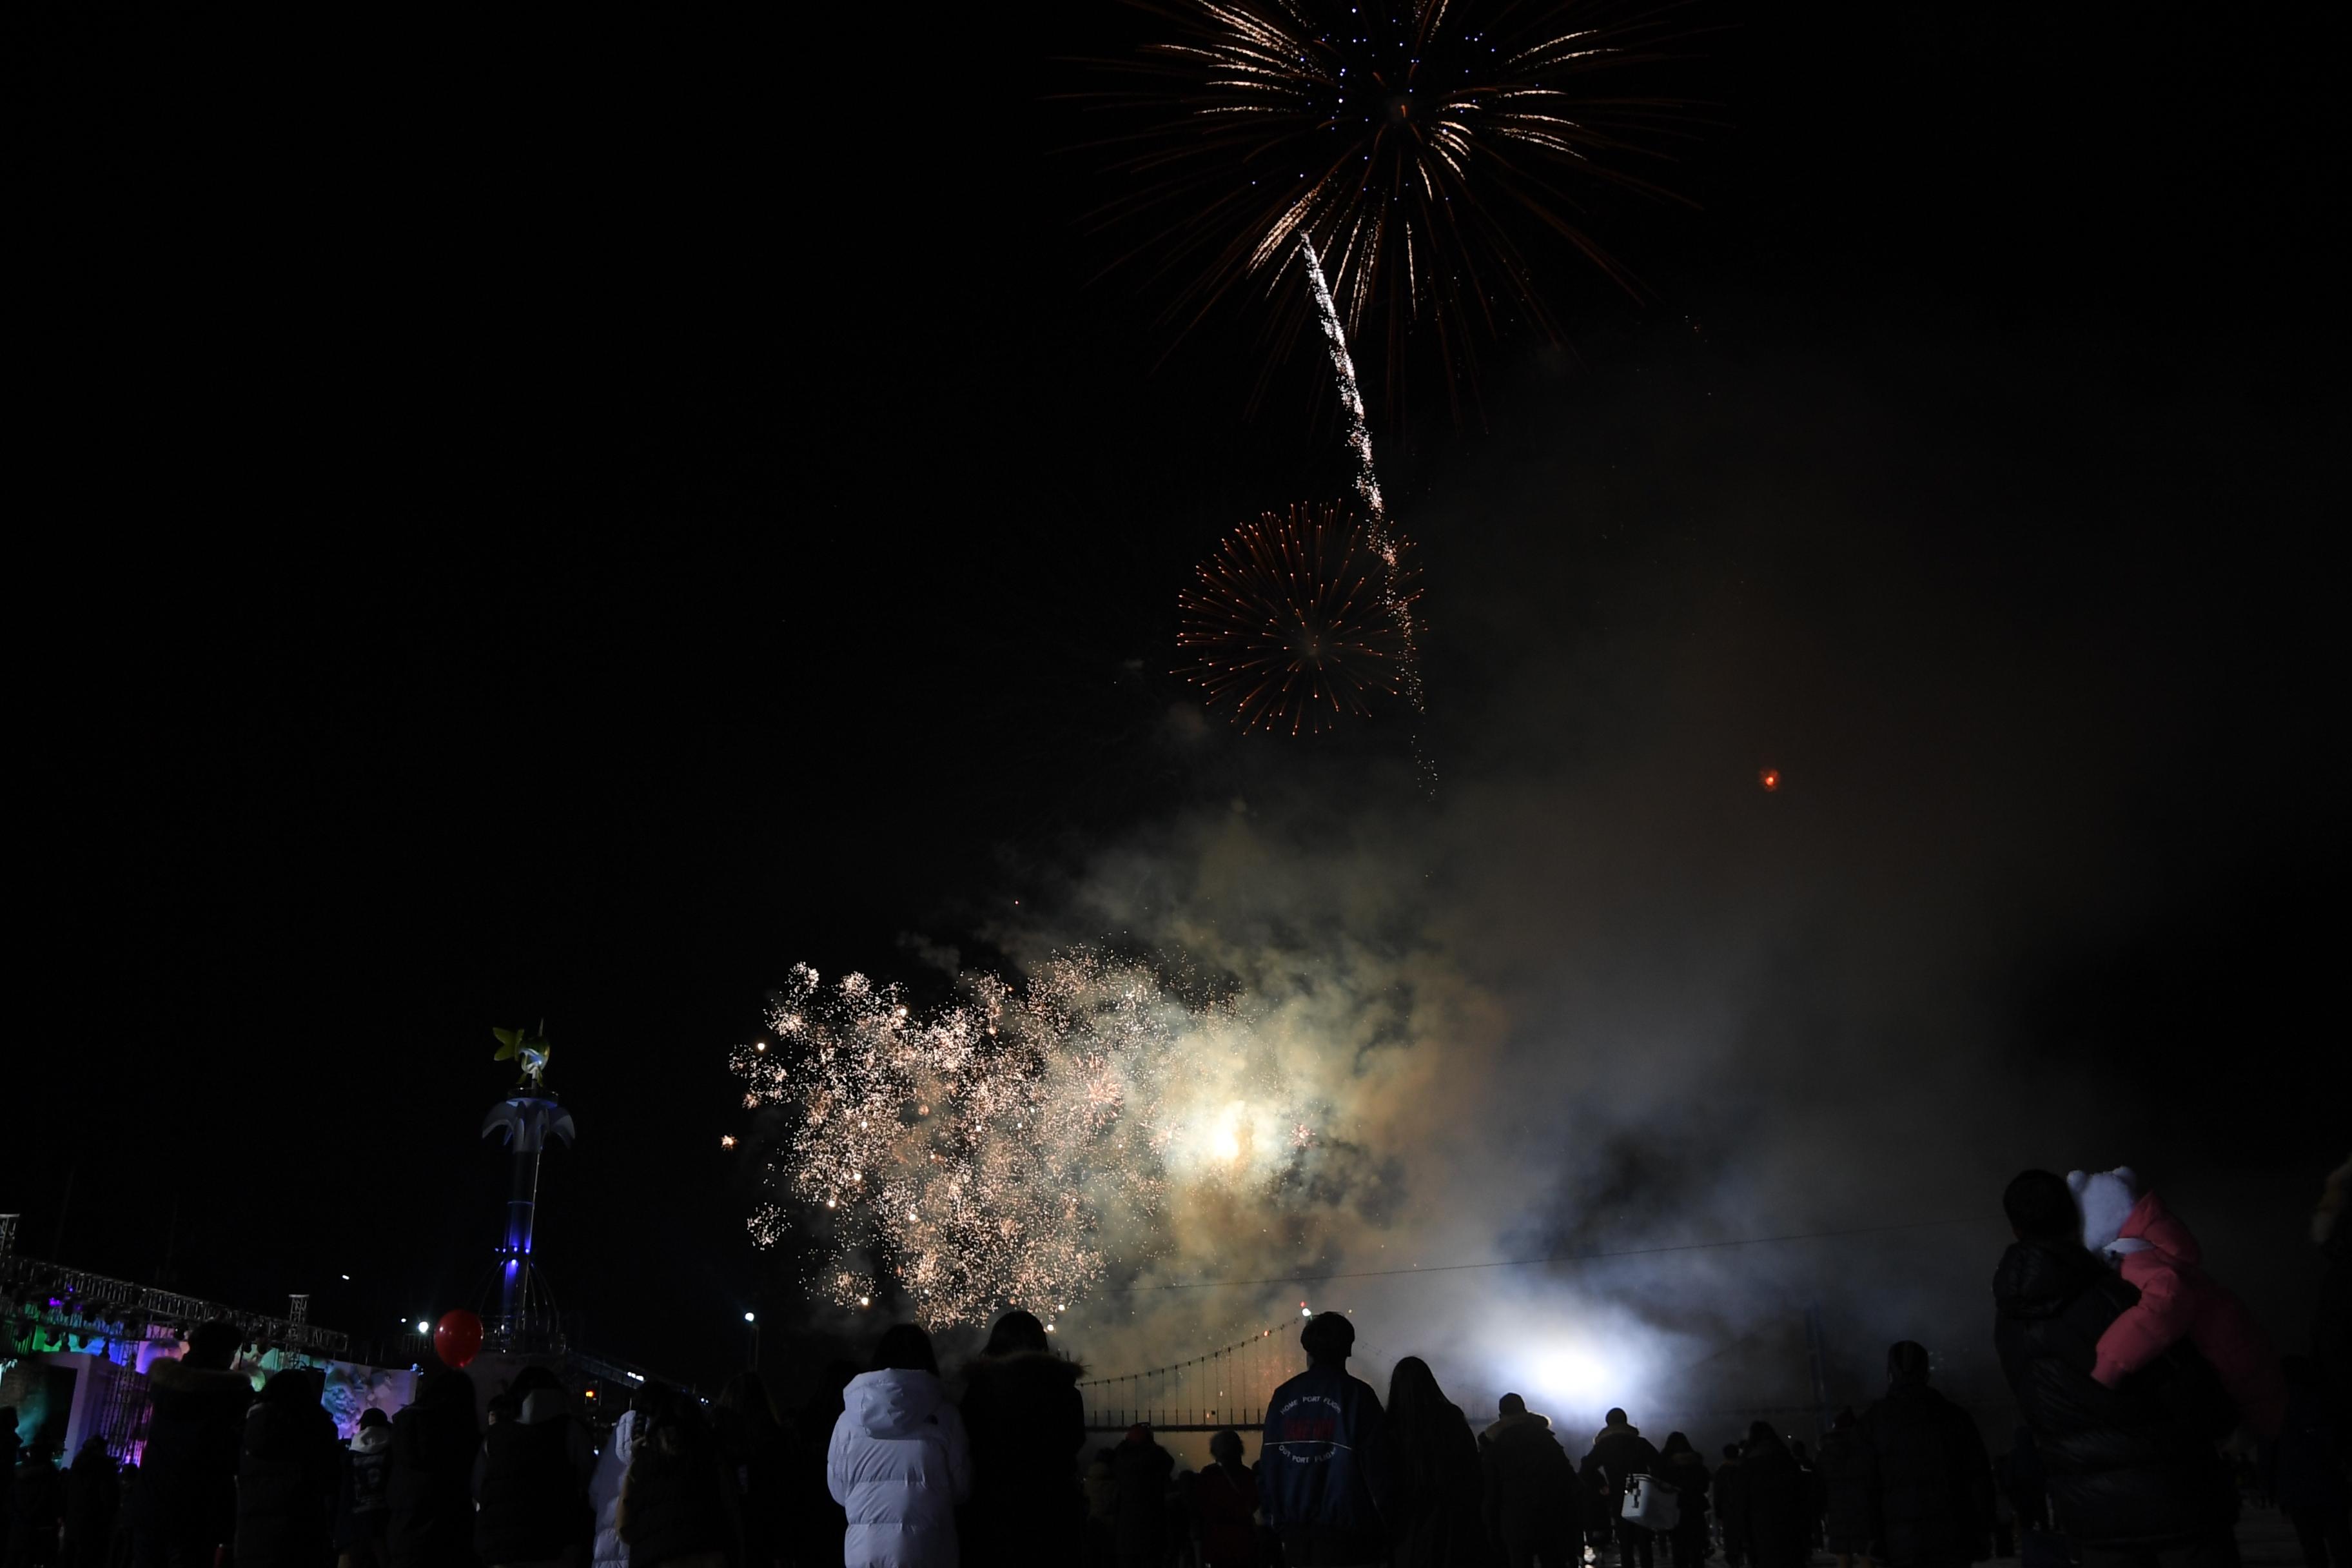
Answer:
[1992,1167,2237,1568]
[827,1324,969,1568]
[959,1310,1086,1568]
[1716,1446,1747,1568]
[1731,1426,1810,1568]
[12,1445,66,1567]
[2315,1159,2352,1435]
[1483,1395,1576,1568]
[63,1438,121,1568]
[2275,1356,2350,1568]
[1856,1342,1992,1568]
[235,1369,340,1568]
[1382,1358,1480,1568]
[1658,1433,1712,1568]
[1184,1431,1259,1568]
[716,1371,789,1568]
[385,1367,478,1568]
[1586,1408,1662,1568]
[620,1395,740,1568]
[473,1366,593,1567]
[331,1409,392,1568]
[1992,1427,2047,1540]
[135,1322,253,1568]
[1814,1410,1872,1568]
[787,1362,857,1568]
[1108,1425,1175,1568]
[1260,1311,1393,1567]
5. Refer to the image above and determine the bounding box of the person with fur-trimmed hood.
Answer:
[1585,1410,1663,1568]
[959,1310,1086,1568]
[1482,1394,1576,1567]
[134,1320,254,1568]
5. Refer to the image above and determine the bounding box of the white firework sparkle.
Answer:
[732,953,1311,1327]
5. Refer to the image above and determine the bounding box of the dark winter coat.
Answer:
[386,1376,481,1568]
[1186,1462,1260,1568]
[1661,1449,1712,1546]
[64,1442,121,1567]
[1260,1364,1394,1566]
[135,1358,253,1557]
[1109,1433,1175,1560]
[1585,1422,1663,1522]
[1714,1457,1747,1560]
[333,1425,393,1552]
[2273,1377,2347,1515]
[1483,1413,1577,1550]
[1812,1429,1872,1553]
[714,1401,789,1568]
[1857,1378,1994,1568]
[1732,1438,1812,1568]
[2318,1200,2352,1420]
[235,1397,342,1568]
[474,1396,593,1565]
[620,1426,739,1568]
[11,1454,65,1566]
[1386,1403,1482,1567]
[959,1351,1086,1568]
[1992,1239,2237,1549]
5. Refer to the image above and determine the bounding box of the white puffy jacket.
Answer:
[827,1368,972,1568]
[587,1407,640,1568]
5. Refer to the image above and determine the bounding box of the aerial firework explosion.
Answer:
[732,956,1313,1328]
[1176,500,1418,734]
[1091,0,1687,413]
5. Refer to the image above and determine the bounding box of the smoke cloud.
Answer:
[772,319,2333,1447]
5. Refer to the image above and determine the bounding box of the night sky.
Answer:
[15,1,2343,1397]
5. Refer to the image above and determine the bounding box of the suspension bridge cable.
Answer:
[1115,1216,1994,1293]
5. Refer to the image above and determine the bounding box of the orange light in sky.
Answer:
[1759,767,1781,792]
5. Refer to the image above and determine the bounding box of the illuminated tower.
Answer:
[481,1025,576,1354]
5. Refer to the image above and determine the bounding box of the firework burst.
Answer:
[734,956,1310,1328]
[1088,0,1690,415]
[1176,502,1418,734]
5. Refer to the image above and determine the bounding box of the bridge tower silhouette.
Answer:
[1078,1321,1300,1433]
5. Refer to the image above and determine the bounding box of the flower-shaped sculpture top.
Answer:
[492,1023,553,1092]
[481,1096,576,1154]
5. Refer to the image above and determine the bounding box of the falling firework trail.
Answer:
[1298,234,1433,789]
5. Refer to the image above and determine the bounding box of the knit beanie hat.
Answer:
[2067,1167,2139,1252]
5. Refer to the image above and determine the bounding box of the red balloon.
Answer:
[433,1309,484,1369]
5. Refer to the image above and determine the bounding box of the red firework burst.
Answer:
[1176,502,1420,734]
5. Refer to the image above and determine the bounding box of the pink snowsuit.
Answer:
[2092,1188,2286,1437]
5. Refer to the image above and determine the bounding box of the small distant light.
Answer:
[1759,767,1782,792]
[1302,1306,1313,1318]
[754,1041,767,1052]
[858,1296,871,1308]
[625,1371,645,1382]
[340,1274,351,1280]
[720,1135,738,1150]
[415,1322,429,1334]
[743,1311,756,1323]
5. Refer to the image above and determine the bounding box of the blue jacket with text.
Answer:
[1260,1362,1394,1565]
